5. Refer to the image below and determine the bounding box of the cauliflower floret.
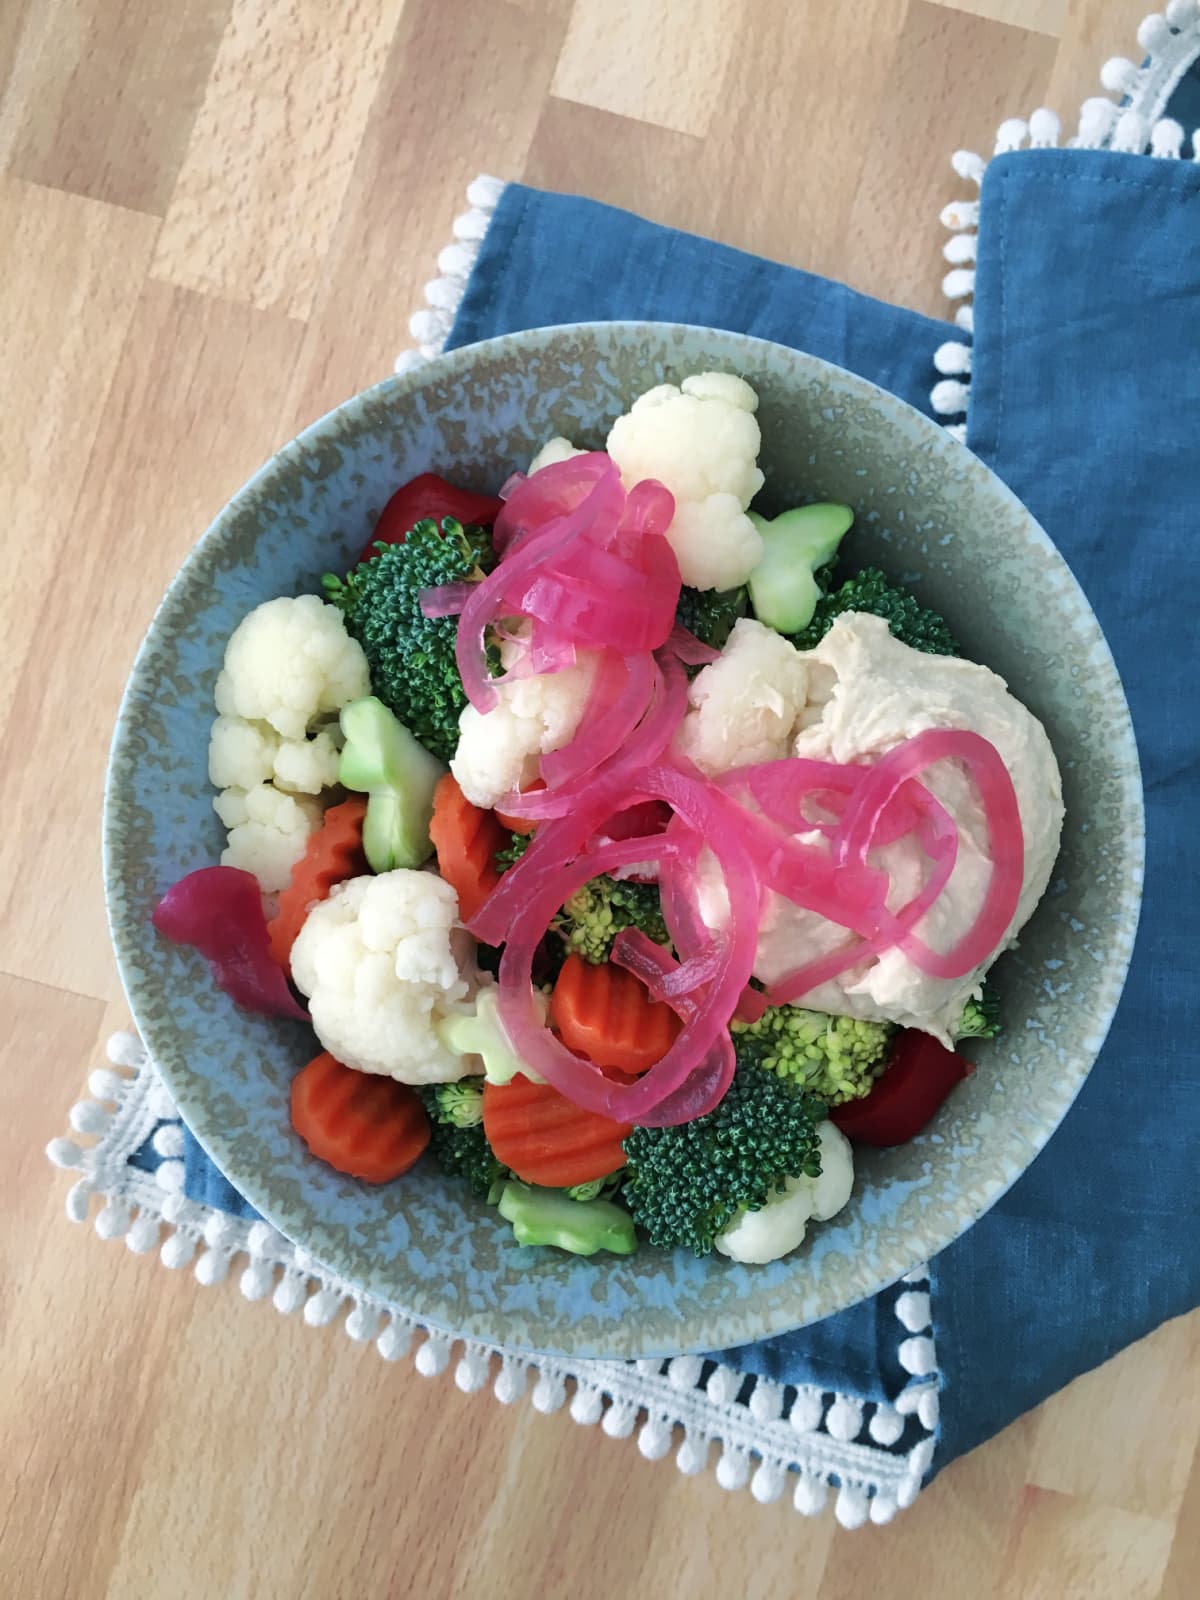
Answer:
[208,715,280,790]
[214,595,369,742]
[529,436,587,474]
[271,725,343,795]
[676,618,810,775]
[290,871,482,1085]
[209,714,342,796]
[216,783,322,892]
[605,372,765,590]
[714,1122,854,1264]
[450,638,599,808]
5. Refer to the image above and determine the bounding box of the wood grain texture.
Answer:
[2,2,1195,1597]
[552,0,739,136]
[151,0,404,317]
[0,0,232,214]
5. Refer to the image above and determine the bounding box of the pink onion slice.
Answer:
[490,769,760,1124]
[837,728,1024,978]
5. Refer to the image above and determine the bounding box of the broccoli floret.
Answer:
[423,1080,484,1127]
[731,1005,894,1105]
[494,829,532,873]
[954,984,1002,1039]
[788,567,959,656]
[323,517,494,762]
[675,585,748,653]
[556,874,670,964]
[417,1084,505,1199]
[622,1065,827,1256]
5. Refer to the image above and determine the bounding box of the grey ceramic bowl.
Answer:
[105,322,1143,1359]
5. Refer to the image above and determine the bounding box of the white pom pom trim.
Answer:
[52,968,945,1528]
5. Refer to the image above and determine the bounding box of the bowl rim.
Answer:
[104,320,1145,1357]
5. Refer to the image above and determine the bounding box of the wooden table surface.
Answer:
[3,1,1197,1595]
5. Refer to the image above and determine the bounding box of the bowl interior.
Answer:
[105,322,1142,1358]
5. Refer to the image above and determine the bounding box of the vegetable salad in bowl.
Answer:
[151,367,1064,1269]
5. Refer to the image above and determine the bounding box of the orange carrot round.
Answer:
[268,796,367,970]
[428,773,506,922]
[549,954,682,1077]
[482,1073,631,1187]
[290,1052,430,1183]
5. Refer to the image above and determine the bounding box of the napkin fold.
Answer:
[51,9,1200,1521]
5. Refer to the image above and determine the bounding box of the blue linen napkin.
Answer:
[177,152,1199,1477]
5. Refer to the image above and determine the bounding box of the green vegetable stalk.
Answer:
[497,1181,637,1256]
[337,696,444,873]
[746,503,854,634]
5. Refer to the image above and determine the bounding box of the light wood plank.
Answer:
[711,0,910,282]
[283,0,574,433]
[927,0,1066,34]
[843,1,1058,319]
[0,282,303,1002]
[1027,1316,1200,1520]
[151,0,405,318]
[524,97,721,241]
[0,0,232,214]
[818,1415,1038,1599]
[995,1486,1175,1600]
[552,0,742,137]
[0,178,158,732]
[1161,1436,1200,1600]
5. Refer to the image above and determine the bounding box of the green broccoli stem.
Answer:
[338,696,444,873]
[747,503,854,633]
[497,1181,637,1256]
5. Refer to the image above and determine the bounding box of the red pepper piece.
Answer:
[153,866,308,1020]
[359,473,504,561]
[830,1030,973,1147]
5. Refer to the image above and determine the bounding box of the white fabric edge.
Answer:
[49,1031,938,1526]
[933,0,1200,436]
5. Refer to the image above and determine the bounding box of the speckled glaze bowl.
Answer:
[105,323,1143,1359]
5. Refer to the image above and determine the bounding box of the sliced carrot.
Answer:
[494,779,546,834]
[428,773,506,922]
[290,1052,430,1184]
[268,796,367,970]
[549,954,682,1077]
[482,1073,631,1187]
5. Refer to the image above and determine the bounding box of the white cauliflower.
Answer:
[714,1122,855,1264]
[270,725,343,794]
[290,871,482,1085]
[214,595,369,742]
[450,634,599,808]
[208,715,279,789]
[676,618,810,775]
[215,783,322,892]
[529,436,586,474]
[606,371,766,590]
[208,714,342,796]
